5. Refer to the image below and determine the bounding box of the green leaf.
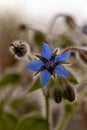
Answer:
[0,111,18,130]
[56,77,64,87]
[64,103,73,115]
[0,73,21,87]
[59,34,74,48]
[27,77,42,93]
[34,31,46,47]
[67,71,78,85]
[15,113,49,130]
[46,78,54,88]
[10,97,25,109]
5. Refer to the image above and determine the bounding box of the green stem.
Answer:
[57,111,68,130]
[45,95,50,130]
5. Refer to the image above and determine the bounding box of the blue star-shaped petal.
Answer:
[25,42,71,86]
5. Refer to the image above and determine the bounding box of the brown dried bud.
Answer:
[62,84,75,102]
[65,15,76,29]
[19,24,29,31]
[9,40,30,59]
[52,87,62,103]
[79,49,87,65]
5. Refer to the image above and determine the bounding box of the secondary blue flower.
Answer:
[25,42,71,86]
[82,24,87,34]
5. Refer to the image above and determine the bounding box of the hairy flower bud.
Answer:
[62,84,75,102]
[65,15,76,29]
[52,87,62,103]
[79,49,87,65]
[9,40,30,59]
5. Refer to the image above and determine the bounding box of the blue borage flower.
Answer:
[25,42,71,86]
[82,24,87,34]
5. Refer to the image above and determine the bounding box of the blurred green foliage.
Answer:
[64,103,74,115]
[27,77,42,93]
[15,113,49,130]
[10,97,25,109]
[46,78,55,89]
[67,71,78,85]
[0,110,18,130]
[59,34,74,48]
[34,31,46,47]
[0,73,21,87]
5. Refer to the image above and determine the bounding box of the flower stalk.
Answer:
[57,111,68,130]
[45,95,50,125]
[61,46,80,53]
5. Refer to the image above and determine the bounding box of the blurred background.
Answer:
[0,0,87,130]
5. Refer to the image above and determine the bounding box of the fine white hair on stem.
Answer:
[48,13,77,34]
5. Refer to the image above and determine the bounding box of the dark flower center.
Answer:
[14,45,27,57]
[45,61,55,72]
[35,55,57,75]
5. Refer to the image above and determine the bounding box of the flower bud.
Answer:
[62,84,75,102]
[65,15,76,29]
[82,24,87,34]
[79,49,87,65]
[19,24,29,31]
[9,40,30,59]
[52,87,62,103]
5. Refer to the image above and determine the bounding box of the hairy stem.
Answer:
[61,46,81,53]
[48,13,76,33]
[45,95,50,130]
[57,111,68,130]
